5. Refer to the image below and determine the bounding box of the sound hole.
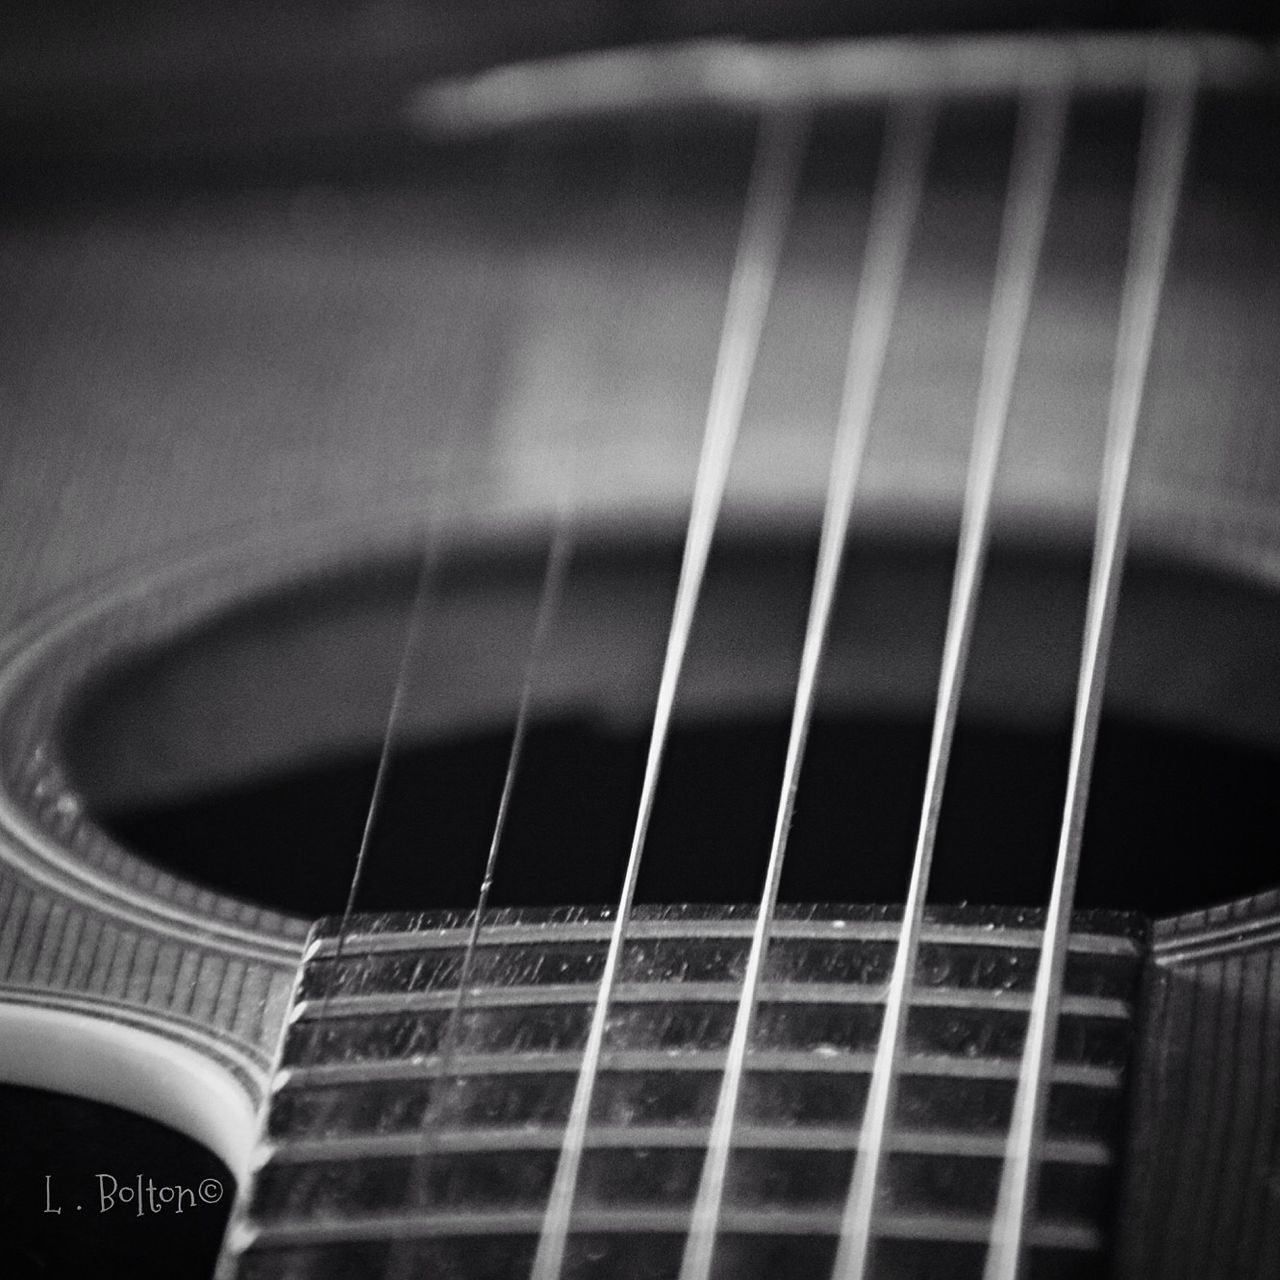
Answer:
[63,531,1280,922]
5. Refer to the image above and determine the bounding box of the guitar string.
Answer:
[677,100,935,1280]
[382,121,650,1271]
[443,512,575,1059]
[309,513,444,1030]
[982,54,1198,1280]
[529,107,809,1280]
[830,84,1069,1280]
[299,184,517,1116]
[282,499,450,1217]
[378,514,574,1280]
[431,117,660,1118]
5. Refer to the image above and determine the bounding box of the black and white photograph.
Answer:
[0,3,1277,1277]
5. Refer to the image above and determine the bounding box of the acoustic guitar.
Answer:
[1,5,1277,1279]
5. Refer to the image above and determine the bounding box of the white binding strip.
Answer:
[0,999,259,1184]
[832,85,1068,1280]
[678,102,934,1280]
[982,54,1198,1280]
[529,109,808,1280]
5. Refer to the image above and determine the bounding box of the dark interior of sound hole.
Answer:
[68,531,1280,924]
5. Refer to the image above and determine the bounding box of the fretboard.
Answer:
[218,905,1144,1280]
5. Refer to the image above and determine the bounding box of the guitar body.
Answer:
[1,7,1278,1278]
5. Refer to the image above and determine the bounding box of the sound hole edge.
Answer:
[60,530,1280,923]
